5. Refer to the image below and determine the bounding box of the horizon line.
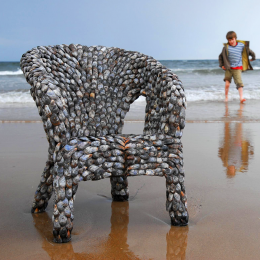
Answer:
[0,59,223,62]
[1,58,259,62]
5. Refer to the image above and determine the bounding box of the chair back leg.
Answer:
[111,176,129,201]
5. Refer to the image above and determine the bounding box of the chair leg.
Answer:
[31,162,53,213]
[110,176,129,201]
[52,173,76,243]
[165,175,189,226]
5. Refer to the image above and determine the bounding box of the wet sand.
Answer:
[1,99,260,122]
[1,119,260,260]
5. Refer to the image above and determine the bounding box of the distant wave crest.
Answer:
[0,69,23,76]
[0,90,33,104]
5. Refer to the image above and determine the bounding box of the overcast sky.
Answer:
[1,0,259,61]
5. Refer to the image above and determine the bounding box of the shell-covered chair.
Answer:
[20,44,188,243]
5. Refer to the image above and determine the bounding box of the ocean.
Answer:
[1,60,260,121]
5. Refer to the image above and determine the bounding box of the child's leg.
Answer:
[224,70,232,102]
[234,70,245,103]
[225,81,230,102]
[238,87,244,102]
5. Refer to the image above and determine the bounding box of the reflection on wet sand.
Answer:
[166,226,188,260]
[218,104,254,177]
[33,201,188,260]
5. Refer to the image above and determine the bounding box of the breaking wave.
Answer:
[0,69,23,76]
[2,88,260,106]
[0,90,33,104]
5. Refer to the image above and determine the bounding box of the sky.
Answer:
[1,0,260,61]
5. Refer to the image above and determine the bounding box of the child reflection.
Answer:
[218,104,254,177]
[33,201,188,259]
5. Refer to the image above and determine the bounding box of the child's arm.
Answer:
[249,48,256,61]
[219,48,226,70]
[219,51,224,68]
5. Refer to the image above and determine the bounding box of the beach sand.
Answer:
[1,99,260,123]
[1,120,260,260]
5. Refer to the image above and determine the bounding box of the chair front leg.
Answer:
[165,171,188,226]
[52,169,76,243]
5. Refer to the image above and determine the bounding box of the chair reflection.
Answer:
[218,104,254,177]
[33,201,188,260]
[166,225,188,260]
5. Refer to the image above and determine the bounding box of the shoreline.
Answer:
[1,99,260,123]
[1,120,260,123]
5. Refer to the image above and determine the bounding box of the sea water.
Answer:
[1,60,260,121]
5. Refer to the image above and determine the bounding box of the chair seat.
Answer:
[54,134,184,181]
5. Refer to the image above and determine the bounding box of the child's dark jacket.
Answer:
[219,40,256,72]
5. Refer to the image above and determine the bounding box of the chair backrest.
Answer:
[20,44,186,144]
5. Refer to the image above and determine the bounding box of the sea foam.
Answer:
[0,90,33,104]
[0,69,23,76]
[1,88,260,106]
